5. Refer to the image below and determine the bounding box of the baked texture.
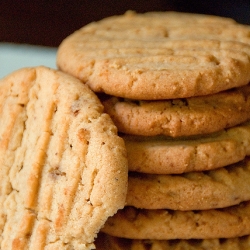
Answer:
[57,11,250,100]
[123,122,250,174]
[95,233,250,250]
[126,157,250,210]
[101,84,250,137]
[0,67,128,250]
[102,202,250,240]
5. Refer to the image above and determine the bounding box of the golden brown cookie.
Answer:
[102,202,250,240]
[96,233,250,250]
[101,84,250,137]
[57,11,250,100]
[124,122,250,174]
[126,157,250,210]
[0,67,128,250]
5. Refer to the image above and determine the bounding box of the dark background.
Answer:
[1,0,250,47]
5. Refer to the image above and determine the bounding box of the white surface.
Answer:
[0,43,57,78]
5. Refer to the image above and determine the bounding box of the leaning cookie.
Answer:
[126,157,250,210]
[57,11,250,100]
[101,84,250,137]
[0,67,128,250]
[123,121,250,174]
[95,233,250,250]
[102,201,250,240]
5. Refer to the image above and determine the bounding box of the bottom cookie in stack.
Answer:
[96,233,250,250]
[101,201,250,239]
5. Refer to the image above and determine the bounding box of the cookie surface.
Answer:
[102,202,250,240]
[102,84,250,137]
[0,67,128,250]
[57,11,250,100]
[124,122,250,174]
[126,157,250,210]
[96,233,250,250]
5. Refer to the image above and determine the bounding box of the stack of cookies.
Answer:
[57,11,250,249]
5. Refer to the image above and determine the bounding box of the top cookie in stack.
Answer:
[57,11,250,101]
[57,11,250,249]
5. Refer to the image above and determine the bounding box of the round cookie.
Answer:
[0,67,128,250]
[123,122,250,174]
[57,11,250,100]
[102,201,250,240]
[101,84,250,137]
[126,157,250,210]
[96,233,250,250]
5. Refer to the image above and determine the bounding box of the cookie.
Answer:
[57,11,250,100]
[96,233,250,250]
[102,201,250,240]
[126,157,250,210]
[101,84,250,137]
[0,67,128,249]
[124,122,250,174]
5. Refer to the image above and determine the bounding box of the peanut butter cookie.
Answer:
[57,11,250,100]
[0,67,128,250]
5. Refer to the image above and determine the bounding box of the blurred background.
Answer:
[1,0,250,47]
